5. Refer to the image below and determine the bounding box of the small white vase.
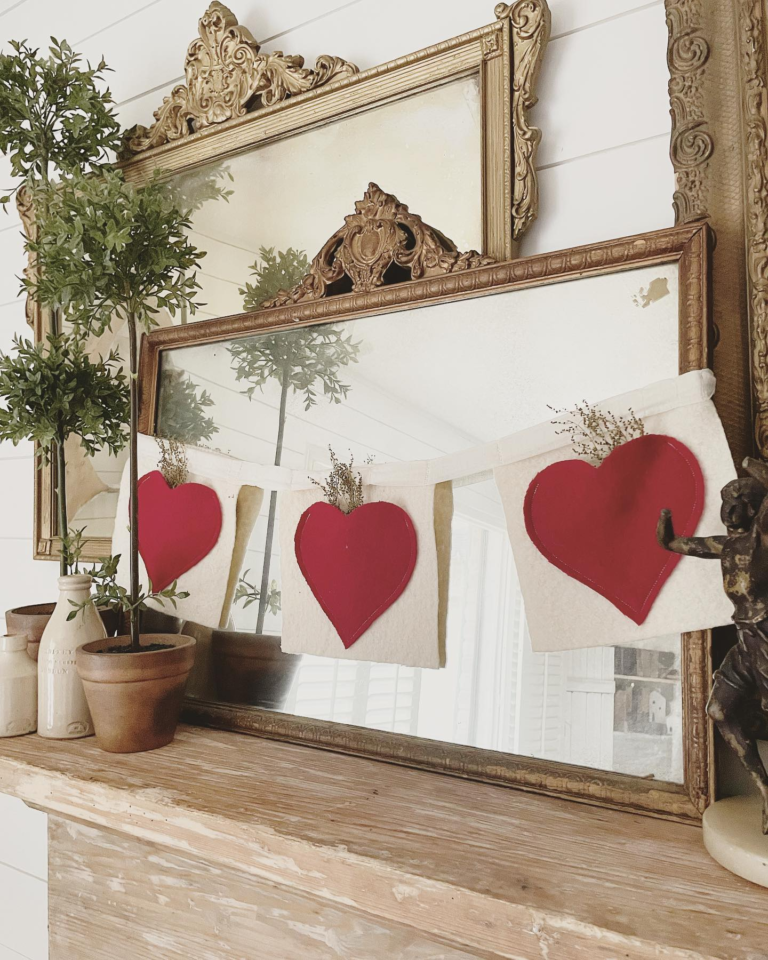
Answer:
[38,574,106,739]
[0,634,37,737]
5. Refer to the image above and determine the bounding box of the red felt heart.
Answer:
[295,501,418,648]
[523,435,704,624]
[137,470,223,592]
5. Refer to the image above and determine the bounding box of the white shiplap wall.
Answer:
[0,1,673,956]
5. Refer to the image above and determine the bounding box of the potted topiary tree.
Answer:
[0,335,129,661]
[0,37,123,648]
[27,166,206,752]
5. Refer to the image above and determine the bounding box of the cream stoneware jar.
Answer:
[0,634,37,736]
[38,574,105,739]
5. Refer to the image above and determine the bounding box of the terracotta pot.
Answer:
[76,634,196,754]
[6,603,119,661]
[212,631,300,709]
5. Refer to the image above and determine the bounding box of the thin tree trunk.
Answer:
[128,312,141,651]
[55,437,68,578]
[38,163,67,565]
[256,368,290,634]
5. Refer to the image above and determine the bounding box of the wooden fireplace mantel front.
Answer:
[0,725,764,959]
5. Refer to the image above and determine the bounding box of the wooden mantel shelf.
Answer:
[0,726,764,960]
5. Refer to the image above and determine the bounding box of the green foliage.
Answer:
[66,554,189,622]
[0,38,121,204]
[26,167,205,337]
[230,326,360,412]
[0,333,129,460]
[234,573,281,615]
[162,162,234,217]
[240,246,309,311]
[61,525,87,574]
[158,369,218,445]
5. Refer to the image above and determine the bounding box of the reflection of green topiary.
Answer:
[162,163,234,218]
[240,246,309,311]
[0,335,129,575]
[158,369,218,445]
[231,247,361,633]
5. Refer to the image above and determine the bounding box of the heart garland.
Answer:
[523,434,704,624]
[137,470,223,592]
[294,500,418,648]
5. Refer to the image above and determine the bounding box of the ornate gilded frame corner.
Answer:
[139,187,714,822]
[29,1,550,564]
[664,0,765,469]
[734,1,768,459]
[120,1,359,156]
[495,1,551,242]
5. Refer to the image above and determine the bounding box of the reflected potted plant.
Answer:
[0,38,124,652]
[28,166,206,752]
[210,247,359,708]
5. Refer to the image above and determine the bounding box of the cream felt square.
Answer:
[495,395,736,652]
[112,435,263,631]
[279,482,452,667]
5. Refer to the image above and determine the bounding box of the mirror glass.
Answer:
[69,75,483,541]
[157,260,685,784]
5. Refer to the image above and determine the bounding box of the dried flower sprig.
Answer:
[549,401,645,465]
[311,446,370,514]
[156,437,188,488]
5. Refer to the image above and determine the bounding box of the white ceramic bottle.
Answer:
[38,574,106,739]
[0,634,37,737]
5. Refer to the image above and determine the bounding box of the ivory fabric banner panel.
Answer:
[112,434,263,630]
[494,372,736,652]
[279,482,453,667]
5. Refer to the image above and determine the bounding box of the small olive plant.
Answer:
[549,401,645,465]
[232,248,361,633]
[0,38,126,574]
[28,167,205,649]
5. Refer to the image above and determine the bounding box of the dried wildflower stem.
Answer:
[156,437,188,488]
[549,401,645,465]
[312,446,366,513]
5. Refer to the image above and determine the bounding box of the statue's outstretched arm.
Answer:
[657,508,725,558]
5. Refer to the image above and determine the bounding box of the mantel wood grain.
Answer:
[0,726,764,960]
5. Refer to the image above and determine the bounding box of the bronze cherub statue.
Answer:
[658,457,768,832]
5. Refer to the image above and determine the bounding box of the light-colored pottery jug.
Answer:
[38,575,106,739]
[0,634,37,736]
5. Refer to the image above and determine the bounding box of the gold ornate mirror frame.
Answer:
[138,183,715,822]
[25,0,551,564]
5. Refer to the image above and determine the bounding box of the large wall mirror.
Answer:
[139,198,718,821]
[29,0,550,563]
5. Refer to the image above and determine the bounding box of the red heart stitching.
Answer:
[523,435,704,624]
[295,501,418,648]
[137,470,223,592]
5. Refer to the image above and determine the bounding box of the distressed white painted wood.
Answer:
[0,726,765,960]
